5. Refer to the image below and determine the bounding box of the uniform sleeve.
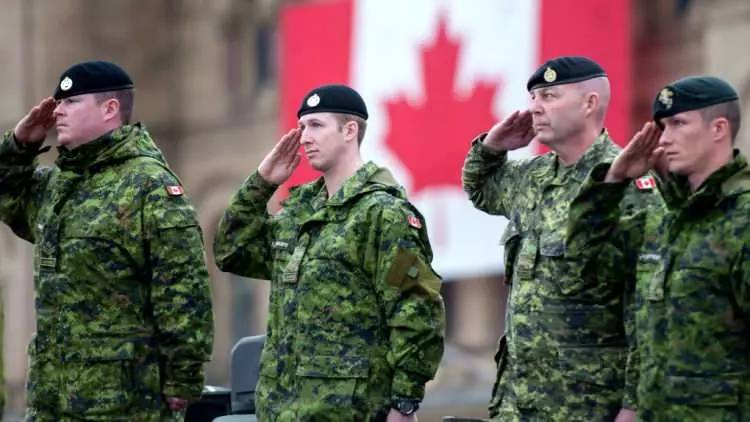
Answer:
[213,171,278,279]
[142,177,214,399]
[0,131,52,242]
[733,243,750,318]
[370,204,445,402]
[566,162,655,410]
[461,134,524,217]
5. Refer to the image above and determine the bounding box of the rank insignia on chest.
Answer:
[634,175,656,190]
[166,185,184,196]
[407,214,422,229]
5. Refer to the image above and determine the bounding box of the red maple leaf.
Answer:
[383,16,500,195]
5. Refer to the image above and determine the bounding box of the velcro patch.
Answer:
[166,185,184,196]
[634,176,656,190]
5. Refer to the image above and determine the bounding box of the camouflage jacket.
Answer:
[462,131,657,420]
[0,124,214,420]
[214,162,445,421]
[568,152,750,420]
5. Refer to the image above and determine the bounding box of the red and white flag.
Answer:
[280,0,631,279]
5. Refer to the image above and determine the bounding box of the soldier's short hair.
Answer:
[334,113,367,145]
[700,100,741,143]
[94,89,135,125]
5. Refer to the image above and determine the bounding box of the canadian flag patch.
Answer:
[634,176,656,190]
[166,185,184,196]
[407,214,422,229]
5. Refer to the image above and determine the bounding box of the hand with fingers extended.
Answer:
[605,121,664,183]
[483,110,535,152]
[14,97,57,145]
[258,127,302,185]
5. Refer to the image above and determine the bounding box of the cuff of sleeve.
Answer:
[583,163,630,201]
[390,371,427,402]
[245,171,280,196]
[163,362,206,399]
[1,131,49,161]
[249,170,279,189]
[471,133,507,159]
[622,393,637,411]
[163,381,203,400]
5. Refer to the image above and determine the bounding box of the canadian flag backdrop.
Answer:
[280,0,631,279]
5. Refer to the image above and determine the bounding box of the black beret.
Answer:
[53,60,134,100]
[297,84,368,119]
[652,76,739,121]
[527,56,607,91]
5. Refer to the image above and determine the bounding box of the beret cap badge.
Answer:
[658,88,674,109]
[543,67,557,83]
[60,76,73,92]
[306,93,321,108]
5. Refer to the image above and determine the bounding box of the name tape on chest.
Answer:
[634,175,656,190]
[638,253,662,263]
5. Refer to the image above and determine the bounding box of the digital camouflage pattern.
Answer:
[0,124,214,421]
[462,131,659,421]
[214,162,445,421]
[568,152,750,420]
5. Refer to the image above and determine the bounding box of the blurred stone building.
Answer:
[0,0,749,419]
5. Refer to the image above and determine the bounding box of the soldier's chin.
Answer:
[308,159,327,172]
[56,135,72,146]
[667,161,688,175]
[536,134,555,146]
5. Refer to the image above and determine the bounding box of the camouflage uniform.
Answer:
[462,131,656,421]
[568,152,750,421]
[0,123,214,421]
[214,161,445,421]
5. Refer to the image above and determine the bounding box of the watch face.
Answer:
[395,400,418,415]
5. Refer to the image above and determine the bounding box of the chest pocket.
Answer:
[539,231,565,257]
[539,231,586,296]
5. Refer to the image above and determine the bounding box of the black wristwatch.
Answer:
[391,398,420,415]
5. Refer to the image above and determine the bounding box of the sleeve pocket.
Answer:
[386,248,441,298]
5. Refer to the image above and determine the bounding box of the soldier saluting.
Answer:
[568,76,750,419]
[214,84,445,421]
[462,56,659,421]
[0,61,214,420]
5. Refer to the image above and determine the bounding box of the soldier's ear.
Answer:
[102,98,121,122]
[711,117,730,142]
[343,120,358,143]
[583,92,599,117]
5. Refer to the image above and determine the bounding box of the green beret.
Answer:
[527,56,607,91]
[297,84,368,120]
[53,60,133,100]
[652,76,739,121]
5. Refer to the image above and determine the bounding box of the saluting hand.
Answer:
[483,110,535,152]
[258,128,302,185]
[605,121,664,183]
[14,97,56,145]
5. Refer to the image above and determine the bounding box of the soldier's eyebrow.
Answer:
[303,117,324,126]
[532,87,557,98]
